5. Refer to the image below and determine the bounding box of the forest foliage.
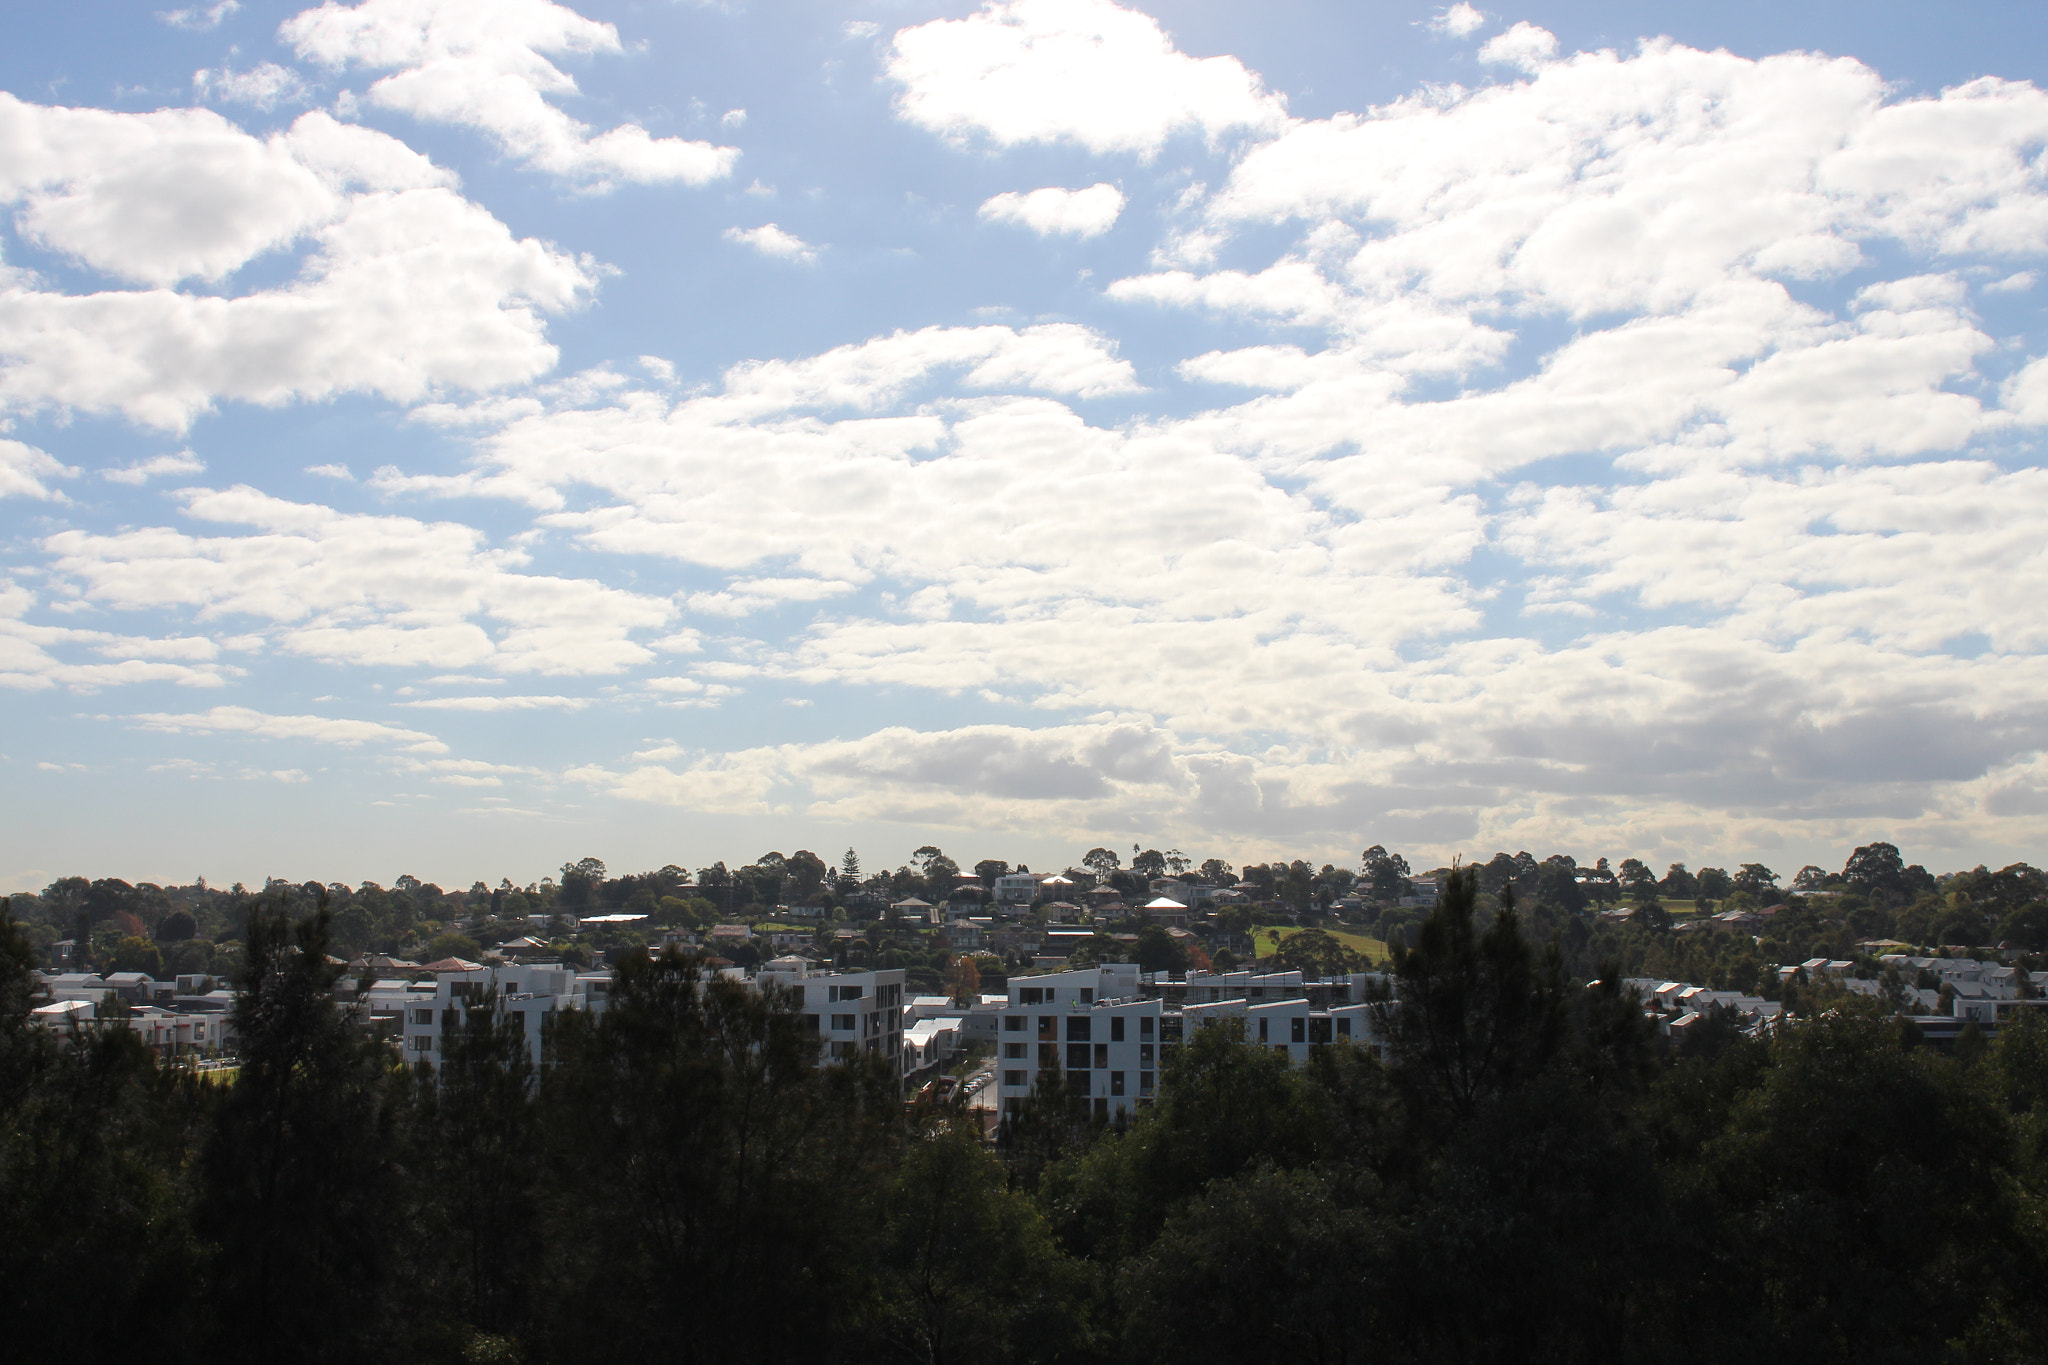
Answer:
[5,870,2048,1364]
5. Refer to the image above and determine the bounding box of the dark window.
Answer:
[1067,1017,1092,1041]
[1020,987,1043,1005]
[1004,1042,1026,1059]
[1003,1070,1026,1087]
[1038,1016,1057,1040]
[1110,1070,1125,1095]
[1067,1042,1092,1069]
[1291,1016,1306,1044]
[1310,1017,1332,1044]
[1140,1015,1155,1038]
[1110,1016,1125,1042]
[1039,1043,1059,1068]
[832,1013,855,1031]
[1338,1017,1353,1037]
[1004,1015,1025,1031]
[1258,1016,1269,1041]
[1094,1043,1109,1068]
[1140,1071,1155,1095]
[1140,1043,1154,1064]
[1079,989,1093,1003]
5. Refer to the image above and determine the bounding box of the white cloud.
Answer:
[127,704,447,751]
[396,693,591,710]
[158,1,240,30]
[721,108,746,129]
[305,462,354,479]
[887,0,1287,156]
[1477,21,1558,72]
[722,222,817,263]
[0,578,234,692]
[1427,4,1487,39]
[195,62,313,111]
[0,440,75,500]
[43,486,675,676]
[281,0,740,189]
[101,451,206,485]
[0,98,595,429]
[979,183,1125,237]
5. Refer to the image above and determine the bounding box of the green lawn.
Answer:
[1253,924,1391,965]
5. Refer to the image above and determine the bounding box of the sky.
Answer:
[4,0,2048,892]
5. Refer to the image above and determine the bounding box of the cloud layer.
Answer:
[9,6,2048,875]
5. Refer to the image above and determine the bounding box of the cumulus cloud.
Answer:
[101,451,205,485]
[722,222,817,263]
[127,704,446,751]
[158,1,240,30]
[0,98,595,429]
[570,718,1192,825]
[396,693,591,710]
[280,0,740,188]
[1477,21,1558,72]
[1427,4,1487,39]
[0,577,235,692]
[979,183,1125,237]
[0,440,75,500]
[194,62,313,111]
[887,0,1287,156]
[42,485,675,676]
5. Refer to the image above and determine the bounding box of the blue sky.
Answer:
[4,0,2048,892]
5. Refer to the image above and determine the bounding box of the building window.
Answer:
[1067,1017,1091,1042]
[1005,1015,1025,1031]
[1003,1070,1026,1087]
[1020,987,1044,1005]
[1338,1017,1352,1037]
[1070,1071,1091,1096]
[832,1013,855,1031]
[411,1008,434,1025]
[1110,1016,1125,1042]
[803,1014,819,1032]
[1093,1043,1109,1069]
[1038,1016,1057,1040]
[1140,1015,1154,1039]
[1291,1016,1306,1044]
[1004,1042,1027,1059]
[1079,989,1093,1003]
[1140,1071,1155,1095]
[1110,1070,1125,1095]
[408,1036,433,1052]
[1259,1017,1269,1042]
[1039,1044,1059,1068]
[1140,1043,1154,1064]
[1067,1042,1091,1069]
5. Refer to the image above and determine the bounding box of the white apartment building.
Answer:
[993,964,1397,1120]
[994,965,1158,1123]
[756,959,907,1074]
[400,961,614,1070]
[1180,996,1380,1064]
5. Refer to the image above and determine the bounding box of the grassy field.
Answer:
[1253,924,1392,965]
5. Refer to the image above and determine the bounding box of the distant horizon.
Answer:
[8,1,2048,889]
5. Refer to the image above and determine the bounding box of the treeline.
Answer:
[7,872,2048,1364]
